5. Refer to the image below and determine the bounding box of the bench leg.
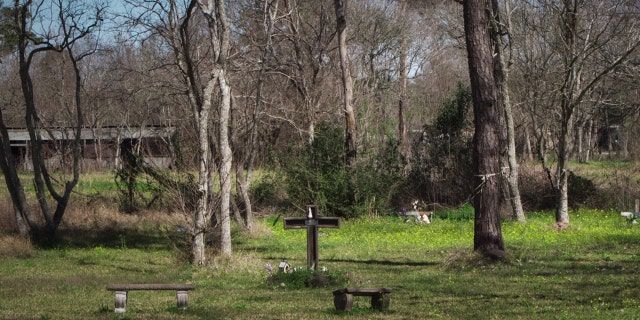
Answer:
[176,290,189,310]
[371,293,390,310]
[333,293,354,311]
[114,291,127,313]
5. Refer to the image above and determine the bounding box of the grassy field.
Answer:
[1,207,640,319]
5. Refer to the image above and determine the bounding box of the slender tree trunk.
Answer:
[585,118,593,162]
[622,124,629,159]
[47,47,83,233]
[463,0,506,258]
[554,0,579,229]
[19,41,55,238]
[0,110,36,238]
[524,128,533,161]
[555,112,572,228]
[576,119,584,163]
[502,82,525,222]
[217,68,233,255]
[192,81,211,264]
[397,1,408,155]
[398,49,407,152]
[196,0,233,255]
[334,0,357,168]
[490,0,525,223]
[172,0,212,265]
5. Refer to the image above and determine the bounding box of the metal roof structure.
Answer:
[7,126,176,146]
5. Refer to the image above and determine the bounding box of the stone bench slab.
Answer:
[333,287,392,311]
[106,283,195,313]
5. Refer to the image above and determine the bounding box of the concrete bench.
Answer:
[332,287,392,311]
[106,283,196,313]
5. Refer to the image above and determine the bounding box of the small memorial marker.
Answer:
[284,205,340,270]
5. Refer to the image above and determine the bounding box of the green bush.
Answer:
[250,171,288,209]
[435,203,475,221]
[279,123,351,216]
[267,269,349,289]
[401,82,474,208]
[279,122,404,218]
[354,136,405,216]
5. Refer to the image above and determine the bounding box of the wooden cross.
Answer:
[284,205,341,270]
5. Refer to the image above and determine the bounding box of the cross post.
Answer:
[283,205,341,270]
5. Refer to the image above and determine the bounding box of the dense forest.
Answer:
[0,0,638,262]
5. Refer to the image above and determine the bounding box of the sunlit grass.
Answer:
[1,205,640,319]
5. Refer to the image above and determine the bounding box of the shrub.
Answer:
[435,203,475,221]
[517,165,556,211]
[517,165,600,211]
[568,171,597,208]
[354,136,406,216]
[279,123,352,216]
[267,269,349,289]
[279,122,404,218]
[397,82,474,209]
[250,171,288,210]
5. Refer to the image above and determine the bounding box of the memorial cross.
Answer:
[283,205,341,270]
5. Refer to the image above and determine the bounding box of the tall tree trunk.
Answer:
[48,47,83,233]
[398,49,408,152]
[621,124,629,159]
[0,109,37,238]
[192,80,212,264]
[524,128,533,161]
[463,0,506,257]
[490,0,525,223]
[334,0,357,168]
[174,0,212,265]
[198,0,233,255]
[397,1,408,155]
[585,118,593,162]
[554,0,579,229]
[576,119,584,163]
[217,68,233,255]
[555,110,572,228]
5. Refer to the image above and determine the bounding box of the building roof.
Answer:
[7,126,175,146]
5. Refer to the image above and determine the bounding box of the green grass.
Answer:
[1,209,640,319]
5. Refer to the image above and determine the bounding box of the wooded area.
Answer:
[0,0,638,262]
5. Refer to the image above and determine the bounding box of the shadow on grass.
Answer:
[326,258,439,267]
[39,225,183,251]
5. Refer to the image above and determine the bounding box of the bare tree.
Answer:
[281,0,337,144]
[6,0,103,240]
[517,0,640,228]
[231,0,283,232]
[125,0,233,263]
[195,0,233,255]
